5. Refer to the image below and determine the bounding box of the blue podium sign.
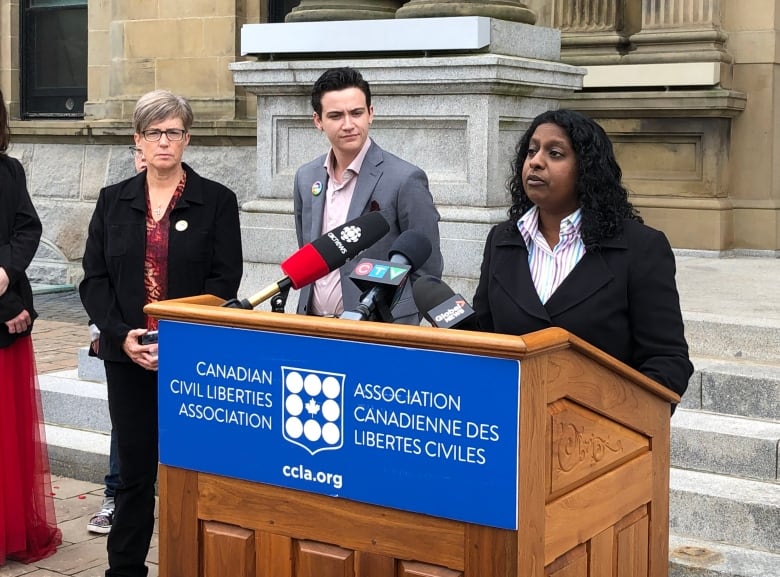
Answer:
[157,320,521,529]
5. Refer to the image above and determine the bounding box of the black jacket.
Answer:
[0,155,42,348]
[80,163,243,362]
[473,218,693,397]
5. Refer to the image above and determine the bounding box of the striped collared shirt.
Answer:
[517,206,585,304]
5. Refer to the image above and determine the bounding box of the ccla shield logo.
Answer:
[281,367,345,455]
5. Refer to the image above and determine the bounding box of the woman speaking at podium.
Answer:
[473,109,693,399]
[80,90,243,577]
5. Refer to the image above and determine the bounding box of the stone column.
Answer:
[550,0,642,65]
[630,0,730,64]
[396,0,536,24]
[286,0,404,22]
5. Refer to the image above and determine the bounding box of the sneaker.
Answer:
[87,498,115,534]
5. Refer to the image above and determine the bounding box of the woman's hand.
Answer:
[122,328,159,371]
[5,309,31,333]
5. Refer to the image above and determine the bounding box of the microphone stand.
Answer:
[270,286,290,313]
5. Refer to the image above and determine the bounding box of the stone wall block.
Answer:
[124,19,204,59]
[8,143,34,174]
[240,210,298,263]
[203,18,237,58]
[159,0,237,18]
[89,0,111,30]
[109,58,155,100]
[34,200,98,261]
[89,29,110,63]
[87,65,110,103]
[112,2,160,21]
[82,145,113,200]
[29,144,84,201]
[156,58,230,99]
[184,146,257,204]
[724,0,775,31]
[597,116,729,200]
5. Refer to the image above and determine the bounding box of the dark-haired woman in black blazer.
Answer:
[473,109,693,399]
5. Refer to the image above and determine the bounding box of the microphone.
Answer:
[340,229,432,322]
[223,212,390,309]
[412,275,479,330]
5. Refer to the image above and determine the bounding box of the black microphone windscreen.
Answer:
[389,229,432,270]
[412,275,455,323]
[291,212,390,287]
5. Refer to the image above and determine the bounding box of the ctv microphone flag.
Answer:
[340,229,432,322]
[348,258,411,294]
[224,211,390,309]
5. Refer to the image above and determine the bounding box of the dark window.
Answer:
[269,0,300,23]
[21,0,87,118]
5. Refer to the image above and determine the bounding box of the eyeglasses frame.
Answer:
[140,128,188,142]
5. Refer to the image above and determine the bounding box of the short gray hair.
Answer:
[133,90,193,134]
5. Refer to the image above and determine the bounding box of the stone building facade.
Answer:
[0,0,776,292]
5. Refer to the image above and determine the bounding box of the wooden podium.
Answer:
[146,296,679,577]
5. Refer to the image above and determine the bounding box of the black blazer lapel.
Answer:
[492,232,551,323]
[120,171,149,214]
[544,236,626,317]
[171,163,205,212]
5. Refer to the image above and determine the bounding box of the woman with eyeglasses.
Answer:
[80,90,243,577]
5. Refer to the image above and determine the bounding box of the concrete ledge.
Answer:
[583,62,721,88]
[670,534,780,577]
[241,17,560,60]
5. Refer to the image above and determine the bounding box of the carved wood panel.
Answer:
[548,399,649,500]
[202,522,255,577]
[203,527,466,577]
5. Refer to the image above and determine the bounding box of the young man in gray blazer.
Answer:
[293,67,443,324]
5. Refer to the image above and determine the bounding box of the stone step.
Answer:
[45,423,109,485]
[39,369,111,485]
[683,314,780,365]
[669,534,780,577]
[39,369,111,434]
[670,468,780,553]
[671,409,780,482]
[682,357,780,421]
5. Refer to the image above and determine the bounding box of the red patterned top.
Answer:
[144,172,186,330]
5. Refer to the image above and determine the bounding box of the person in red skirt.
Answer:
[0,88,62,565]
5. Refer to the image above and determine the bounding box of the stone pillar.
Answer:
[395,0,536,24]
[286,0,404,22]
[232,18,582,302]
[550,0,642,65]
[630,0,730,64]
